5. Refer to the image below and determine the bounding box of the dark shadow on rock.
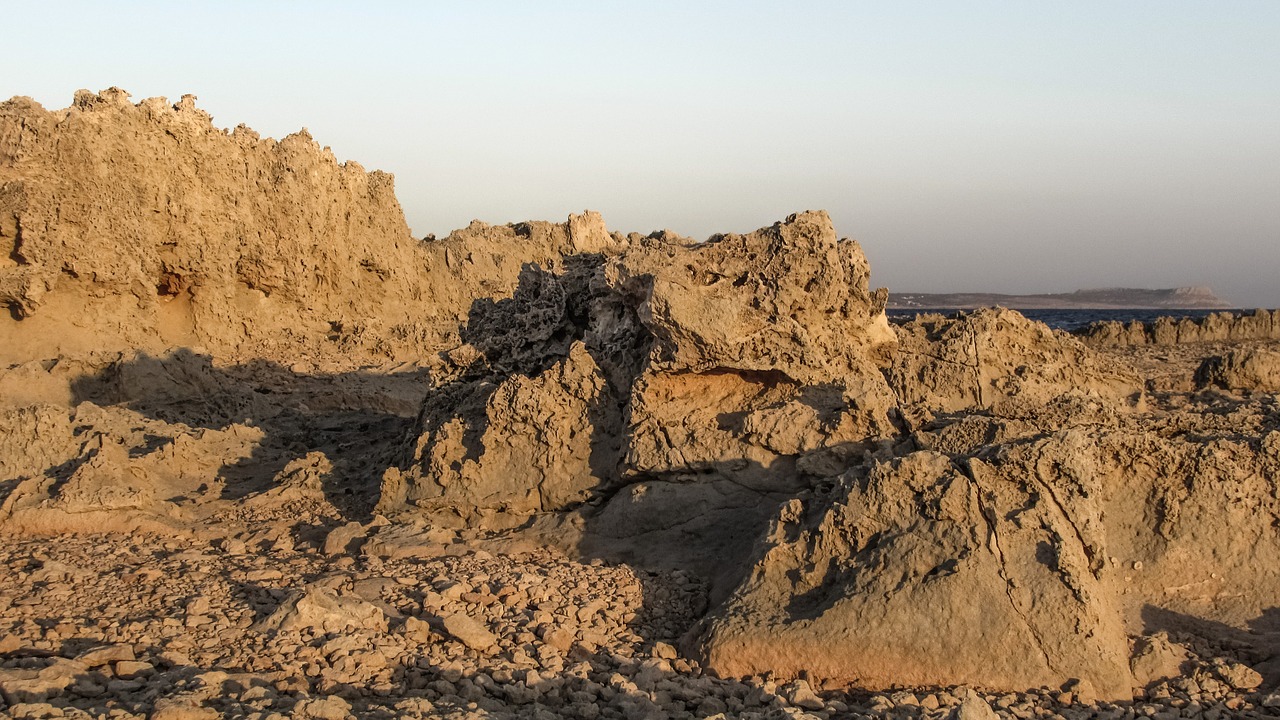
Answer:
[66,348,427,521]
[1141,603,1280,689]
[402,255,650,511]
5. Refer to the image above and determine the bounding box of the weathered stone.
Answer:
[254,587,388,634]
[0,659,85,704]
[441,613,498,652]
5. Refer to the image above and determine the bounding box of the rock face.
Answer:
[887,308,1141,421]
[0,89,422,362]
[0,88,624,365]
[696,448,1134,698]
[694,377,1280,698]
[385,211,900,588]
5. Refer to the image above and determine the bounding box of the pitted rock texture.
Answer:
[887,308,1142,422]
[1195,347,1280,394]
[0,88,624,365]
[0,89,423,362]
[385,212,902,595]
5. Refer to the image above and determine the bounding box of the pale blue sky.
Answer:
[4,2,1278,305]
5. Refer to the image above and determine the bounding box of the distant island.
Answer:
[887,286,1231,310]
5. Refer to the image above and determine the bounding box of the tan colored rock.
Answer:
[950,692,1000,720]
[1129,634,1191,687]
[887,308,1141,421]
[441,613,498,652]
[1078,309,1280,348]
[255,586,388,634]
[0,89,429,363]
[1195,347,1280,393]
[149,699,220,720]
[113,660,154,679]
[0,658,85,704]
[323,521,368,556]
[75,643,135,667]
[695,449,1134,699]
[384,341,612,523]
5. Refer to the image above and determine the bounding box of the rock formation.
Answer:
[1077,309,1280,348]
[2,88,1280,717]
[0,88,627,365]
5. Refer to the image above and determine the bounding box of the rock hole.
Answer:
[157,272,186,298]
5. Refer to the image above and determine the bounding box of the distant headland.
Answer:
[887,286,1231,310]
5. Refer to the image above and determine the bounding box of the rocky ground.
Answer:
[2,505,1279,720]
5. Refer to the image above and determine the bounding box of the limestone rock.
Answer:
[255,586,388,634]
[0,658,85,704]
[887,308,1141,421]
[950,692,1000,720]
[440,613,498,652]
[695,449,1134,699]
[149,699,220,720]
[75,644,136,668]
[294,695,352,720]
[1195,347,1280,393]
[323,521,368,556]
[385,341,613,523]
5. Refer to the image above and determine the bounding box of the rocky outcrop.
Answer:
[0,89,424,362]
[1196,347,1280,394]
[1077,310,1280,348]
[384,212,900,587]
[5,87,1280,705]
[694,398,1280,697]
[0,88,626,365]
[887,308,1142,422]
[695,449,1134,698]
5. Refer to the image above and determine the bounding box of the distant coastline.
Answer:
[886,286,1230,310]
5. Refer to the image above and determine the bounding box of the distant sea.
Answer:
[885,308,1244,333]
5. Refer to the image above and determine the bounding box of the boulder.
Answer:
[1196,347,1280,393]
[694,449,1134,699]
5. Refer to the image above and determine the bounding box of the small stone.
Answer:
[951,692,1001,720]
[75,644,135,667]
[186,596,211,616]
[652,642,678,660]
[1215,661,1262,690]
[0,635,22,654]
[295,694,352,720]
[441,613,497,651]
[542,627,575,653]
[402,616,433,641]
[150,699,220,720]
[787,679,825,711]
[324,522,368,556]
[114,661,154,679]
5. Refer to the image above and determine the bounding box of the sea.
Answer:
[885,308,1245,333]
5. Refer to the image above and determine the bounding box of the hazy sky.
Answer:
[4,2,1278,305]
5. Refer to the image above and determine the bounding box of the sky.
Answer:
[3,2,1278,306]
